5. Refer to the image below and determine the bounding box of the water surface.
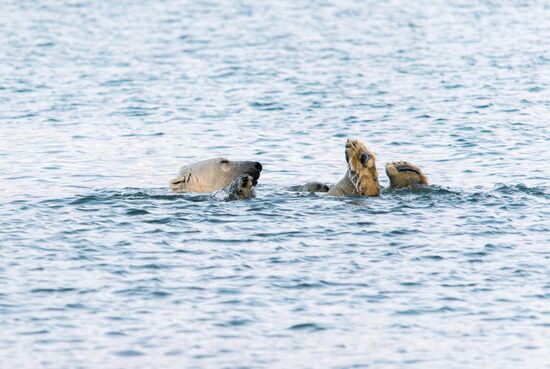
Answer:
[1,1,549,368]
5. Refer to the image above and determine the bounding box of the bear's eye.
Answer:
[220,159,229,164]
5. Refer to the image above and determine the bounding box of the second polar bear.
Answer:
[299,139,380,196]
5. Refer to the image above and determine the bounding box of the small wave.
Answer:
[69,195,102,205]
[114,287,172,298]
[18,329,49,336]
[383,185,459,196]
[274,281,326,289]
[383,184,548,206]
[249,101,287,111]
[100,79,133,87]
[62,188,190,205]
[288,323,327,332]
[120,132,165,137]
[143,217,173,224]
[30,288,77,294]
[113,350,144,357]
[215,319,253,327]
[126,208,150,216]
[493,183,548,198]
[395,306,457,315]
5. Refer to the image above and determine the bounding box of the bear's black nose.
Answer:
[255,162,262,171]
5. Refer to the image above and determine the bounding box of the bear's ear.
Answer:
[178,164,189,175]
[220,162,231,173]
[169,172,191,190]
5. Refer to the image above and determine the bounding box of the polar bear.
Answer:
[385,161,428,189]
[328,139,380,196]
[213,174,256,201]
[169,157,262,193]
[297,139,380,196]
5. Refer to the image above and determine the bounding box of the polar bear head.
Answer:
[169,157,262,193]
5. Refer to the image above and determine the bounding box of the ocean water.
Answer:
[1,0,549,368]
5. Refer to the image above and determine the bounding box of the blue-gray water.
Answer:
[1,1,549,368]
